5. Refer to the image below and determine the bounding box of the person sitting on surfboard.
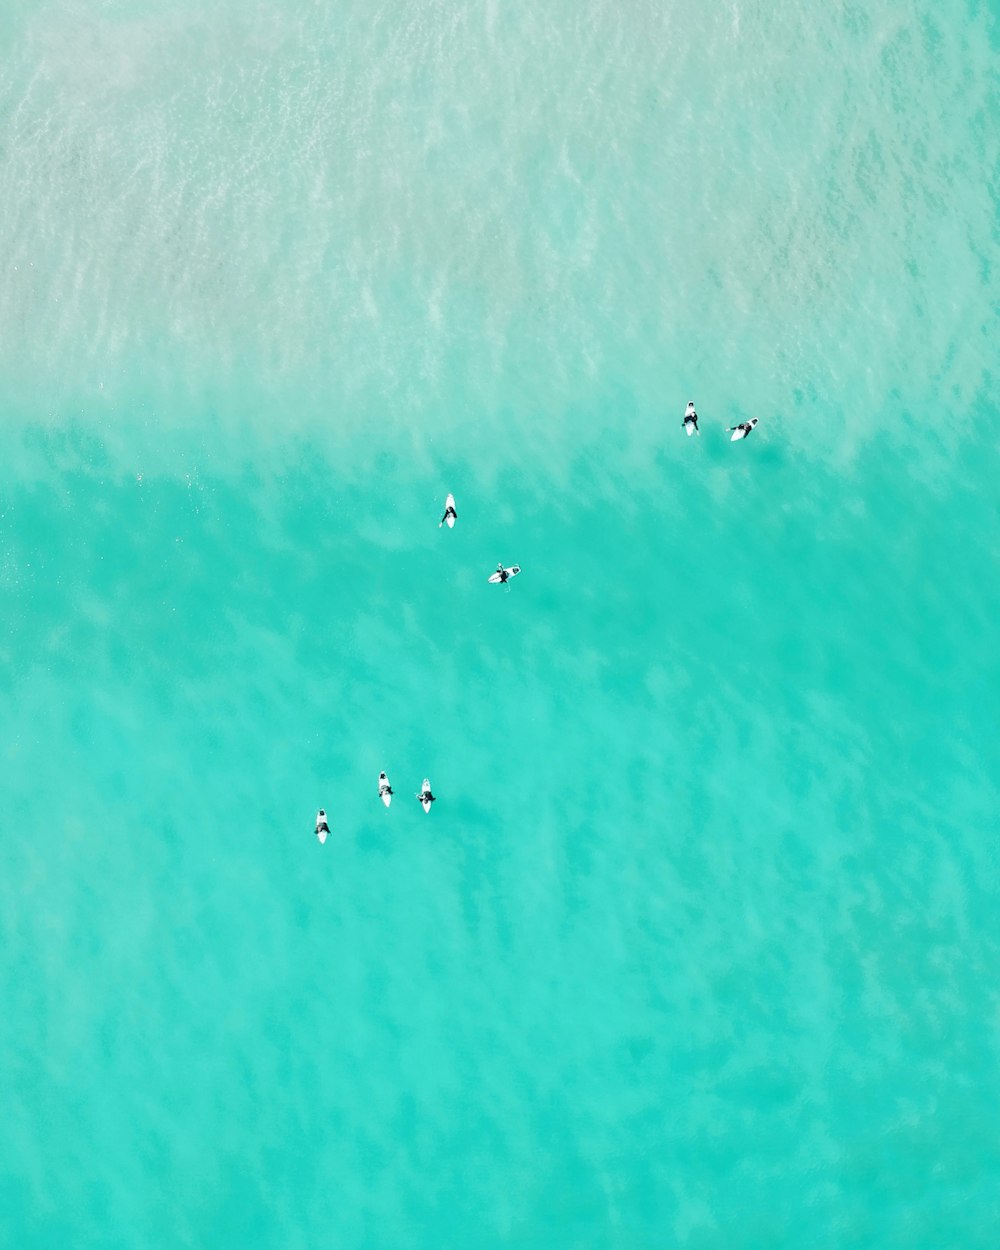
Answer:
[682,401,699,435]
[378,773,393,798]
[495,562,510,584]
[416,784,436,805]
[439,498,457,528]
[315,810,330,840]
[728,417,759,440]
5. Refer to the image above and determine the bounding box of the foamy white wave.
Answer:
[0,0,993,474]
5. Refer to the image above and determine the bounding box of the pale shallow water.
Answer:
[1,2,998,1247]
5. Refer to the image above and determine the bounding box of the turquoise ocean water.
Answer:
[1,2,998,1245]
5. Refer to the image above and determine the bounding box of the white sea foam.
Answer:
[0,0,992,478]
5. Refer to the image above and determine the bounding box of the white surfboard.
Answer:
[685,420,697,436]
[488,564,522,584]
[419,778,433,813]
[315,810,329,845]
[378,771,392,808]
[440,493,457,528]
[730,418,758,441]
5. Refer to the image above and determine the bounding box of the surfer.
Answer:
[378,772,393,801]
[315,809,330,842]
[439,496,458,528]
[488,562,522,585]
[416,783,436,807]
[682,401,699,435]
[728,417,759,440]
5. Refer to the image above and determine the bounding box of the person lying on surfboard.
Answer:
[728,417,758,440]
[439,497,457,528]
[315,810,330,841]
[488,562,522,585]
[378,773,393,799]
[682,401,699,435]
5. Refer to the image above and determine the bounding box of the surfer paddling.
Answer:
[315,809,330,844]
[488,562,521,585]
[439,493,458,528]
[728,417,759,441]
[682,401,700,436]
[416,780,436,812]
